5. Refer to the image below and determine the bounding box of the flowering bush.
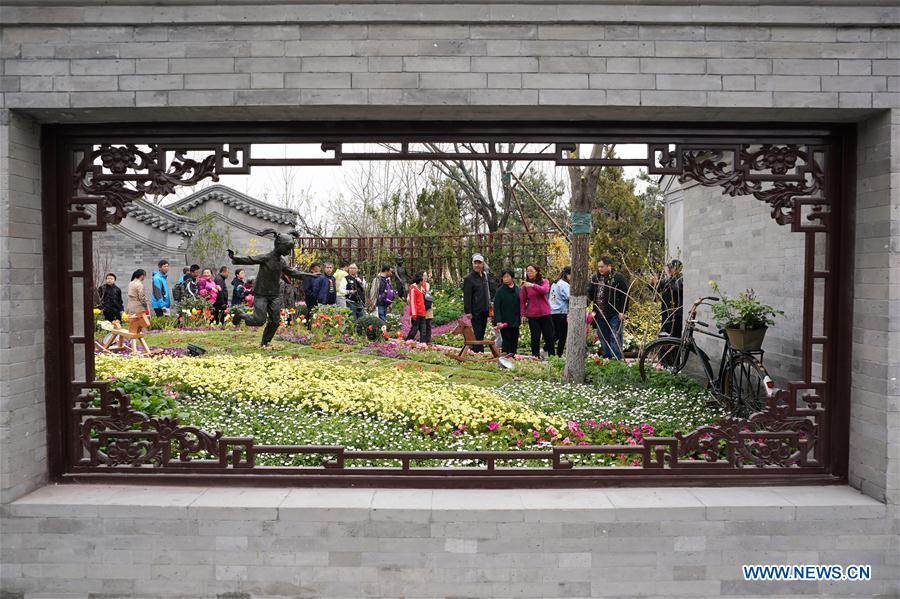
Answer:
[356,315,385,340]
[709,280,783,331]
[622,298,662,353]
[176,296,213,326]
[384,312,402,333]
[429,285,465,325]
[308,306,353,339]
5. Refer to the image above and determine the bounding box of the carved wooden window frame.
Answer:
[40,121,854,487]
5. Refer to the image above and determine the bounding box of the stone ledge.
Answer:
[5,483,887,522]
[0,3,898,27]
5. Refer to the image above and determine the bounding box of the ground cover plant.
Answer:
[94,319,725,467]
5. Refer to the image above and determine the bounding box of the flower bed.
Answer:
[95,353,557,434]
[93,329,723,467]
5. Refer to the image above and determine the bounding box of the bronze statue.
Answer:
[393,254,408,299]
[228,229,312,347]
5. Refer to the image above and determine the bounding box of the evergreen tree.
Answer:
[590,165,664,273]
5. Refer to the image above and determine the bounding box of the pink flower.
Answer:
[562,437,572,445]
[577,441,591,446]
[567,420,579,432]
[516,439,523,447]
[575,430,585,439]
[488,421,500,431]
[533,430,541,439]
[545,426,558,437]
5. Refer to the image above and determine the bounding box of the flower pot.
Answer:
[726,327,767,352]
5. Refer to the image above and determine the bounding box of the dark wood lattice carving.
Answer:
[62,135,833,479]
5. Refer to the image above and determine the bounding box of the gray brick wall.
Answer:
[664,178,806,385]
[0,111,46,505]
[0,0,896,534]
[849,110,900,505]
[0,4,898,597]
[0,485,896,598]
[0,15,897,114]
[93,221,189,298]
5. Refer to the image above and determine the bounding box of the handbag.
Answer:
[423,291,434,310]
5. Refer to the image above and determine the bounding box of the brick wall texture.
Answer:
[0,18,897,114]
[0,485,897,598]
[850,110,900,505]
[0,111,46,505]
[667,178,806,385]
[0,3,898,596]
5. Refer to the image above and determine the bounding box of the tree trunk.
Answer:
[561,145,603,385]
[562,231,589,383]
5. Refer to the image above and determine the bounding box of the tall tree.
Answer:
[590,165,665,273]
[562,145,607,384]
[422,143,554,232]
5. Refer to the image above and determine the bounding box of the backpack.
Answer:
[173,281,185,302]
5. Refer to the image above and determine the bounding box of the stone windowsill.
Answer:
[5,484,886,522]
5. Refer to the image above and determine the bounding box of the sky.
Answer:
[167,142,654,224]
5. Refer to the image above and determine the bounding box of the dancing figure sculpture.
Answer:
[228,229,312,347]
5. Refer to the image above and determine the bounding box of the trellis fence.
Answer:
[294,231,560,283]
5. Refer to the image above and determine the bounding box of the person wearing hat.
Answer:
[463,253,494,353]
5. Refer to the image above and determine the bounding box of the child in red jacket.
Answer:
[404,272,427,342]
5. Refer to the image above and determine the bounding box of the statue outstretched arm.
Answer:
[283,265,314,280]
[228,249,266,266]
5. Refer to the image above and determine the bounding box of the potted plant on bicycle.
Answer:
[709,281,783,352]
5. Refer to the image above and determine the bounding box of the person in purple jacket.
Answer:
[519,263,555,358]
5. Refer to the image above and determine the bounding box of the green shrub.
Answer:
[356,315,386,340]
[385,313,402,333]
[92,377,185,421]
[709,281,783,330]
[149,315,179,330]
[430,287,464,325]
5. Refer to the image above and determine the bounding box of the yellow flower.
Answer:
[92,308,101,316]
[95,354,560,432]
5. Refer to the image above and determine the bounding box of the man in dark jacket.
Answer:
[588,256,629,360]
[228,229,313,347]
[176,265,200,300]
[374,265,396,321]
[212,266,229,325]
[649,259,684,338]
[314,262,338,307]
[463,253,494,353]
[97,273,124,323]
[231,268,247,306]
[303,262,322,314]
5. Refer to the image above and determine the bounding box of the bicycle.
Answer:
[638,296,776,417]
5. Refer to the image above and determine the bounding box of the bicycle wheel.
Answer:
[640,337,715,377]
[639,338,684,379]
[722,353,772,417]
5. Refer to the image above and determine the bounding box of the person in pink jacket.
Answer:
[196,268,219,305]
[519,264,555,358]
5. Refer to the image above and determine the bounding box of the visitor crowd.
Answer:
[98,253,684,361]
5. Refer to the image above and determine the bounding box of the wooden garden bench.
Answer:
[449,321,500,361]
